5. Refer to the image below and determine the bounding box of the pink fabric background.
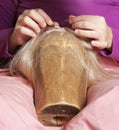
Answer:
[0,55,119,130]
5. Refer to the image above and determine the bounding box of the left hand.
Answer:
[69,15,113,50]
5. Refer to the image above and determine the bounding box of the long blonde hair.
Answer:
[9,27,113,108]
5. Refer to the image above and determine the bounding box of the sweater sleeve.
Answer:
[0,0,18,58]
[0,28,14,58]
[101,27,119,61]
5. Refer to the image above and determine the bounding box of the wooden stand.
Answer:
[36,28,88,126]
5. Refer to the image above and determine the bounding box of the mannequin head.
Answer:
[10,27,109,126]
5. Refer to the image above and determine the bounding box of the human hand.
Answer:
[69,15,113,50]
[9,8,54,52]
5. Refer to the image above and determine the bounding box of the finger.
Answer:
[91,40,107,49]
[74,29,98,39]
[18,26,37,38]
[37,9,53,25]
[69,15,103,24]
[78,15,101,21]
[69,15,76,19]
[53,21,60,26]
[16,26,37,45]
[24,9,47,28]
[72,21,96,31]
[69,15,77,24]
[20,16,41,33]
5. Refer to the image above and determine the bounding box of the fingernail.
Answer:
[43,22,47,27]
[32,33,37,37]
[69,15,75,18]
[48,20,53,25]
[36,28,40,33]
[74,29,79,34]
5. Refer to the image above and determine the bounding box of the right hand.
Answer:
[9,8,53,52]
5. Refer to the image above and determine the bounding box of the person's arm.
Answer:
[0,28,14,58]
[0,0,18,58]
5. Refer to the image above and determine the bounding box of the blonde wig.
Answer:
[9,27,114,126]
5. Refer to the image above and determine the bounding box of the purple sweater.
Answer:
[0,0,119,60]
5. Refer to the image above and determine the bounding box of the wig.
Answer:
[9,27,114,126]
